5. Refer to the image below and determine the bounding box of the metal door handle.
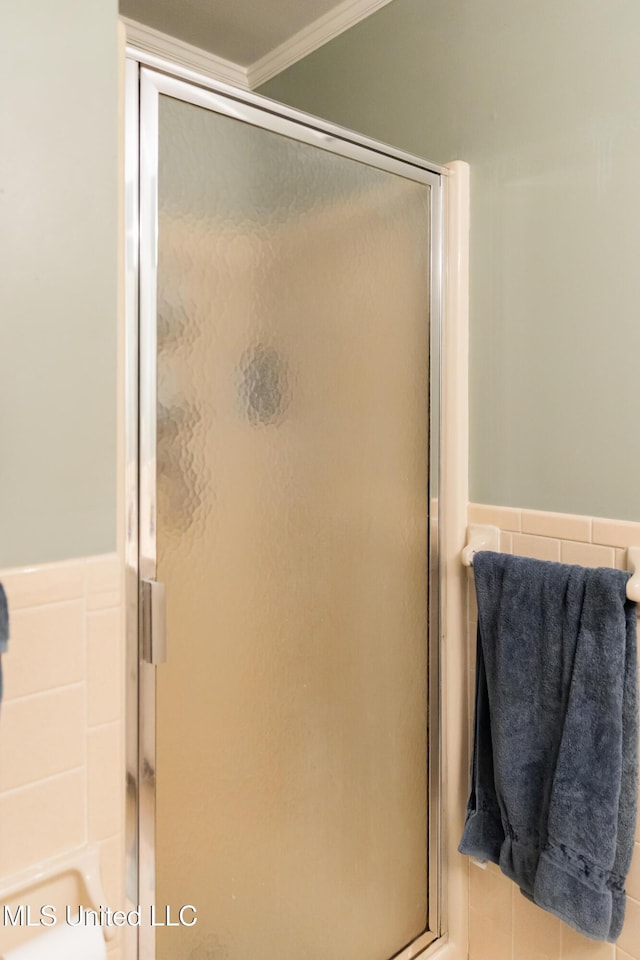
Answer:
[141,579,167,664]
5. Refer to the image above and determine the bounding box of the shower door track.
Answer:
[124,50,445,960]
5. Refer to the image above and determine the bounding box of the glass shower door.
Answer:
[141,74,437,960]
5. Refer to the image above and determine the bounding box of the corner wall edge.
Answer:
[438,158,470,960]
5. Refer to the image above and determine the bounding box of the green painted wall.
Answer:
[0,1,119,567]
[261,0,640,521]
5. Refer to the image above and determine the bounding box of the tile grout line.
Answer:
[3,679,85,706]
[86,601,123,613]
[0,552,119,581]
[0,765,84,800]
[1,752,89,797]
[6,596,86,613]
[87,718,122,734]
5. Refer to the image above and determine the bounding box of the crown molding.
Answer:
[247,0,395,88]
[123,0,395,93]
[121,17,250,90]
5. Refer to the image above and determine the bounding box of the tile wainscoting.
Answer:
[3,510,637,960]
[0,554,124,959]
[465,505,640,960]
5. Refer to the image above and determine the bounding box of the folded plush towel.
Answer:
[459,552,638,942]
[0,583,8,707]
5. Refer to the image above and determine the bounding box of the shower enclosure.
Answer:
[125,58,444,960]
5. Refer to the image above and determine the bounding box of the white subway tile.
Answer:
[560,541,616,568]
[522,510,591,543]
[512,533,561,562]
[617,896,640,958]
[616,947,639,960]
[0,770,85,875]
[3,602,84,700]
[561,924,615,959]
[87,609,122,727]
[513,891,561,960]
[626,844,640,903]
[468,503,521,532]
[615,549,629,571]
[86,555,122,611]
[500,531,514,553]
[87,723,123,843]
[0,685,84,792]
[592,519,640,550]
[0,561,85,610]
[469,867,513,960]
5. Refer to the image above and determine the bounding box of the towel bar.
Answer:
[0,845,115,942]
[462,525,640,603]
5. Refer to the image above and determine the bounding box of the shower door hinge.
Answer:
[141,578,167,665]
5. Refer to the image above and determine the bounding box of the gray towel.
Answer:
[459,551,638,942]
[0,583,8,706]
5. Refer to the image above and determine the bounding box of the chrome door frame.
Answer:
[125,54,445,960]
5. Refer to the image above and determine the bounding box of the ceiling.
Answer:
[119,0,369,67]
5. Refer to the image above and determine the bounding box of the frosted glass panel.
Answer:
[155,95,431,960]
